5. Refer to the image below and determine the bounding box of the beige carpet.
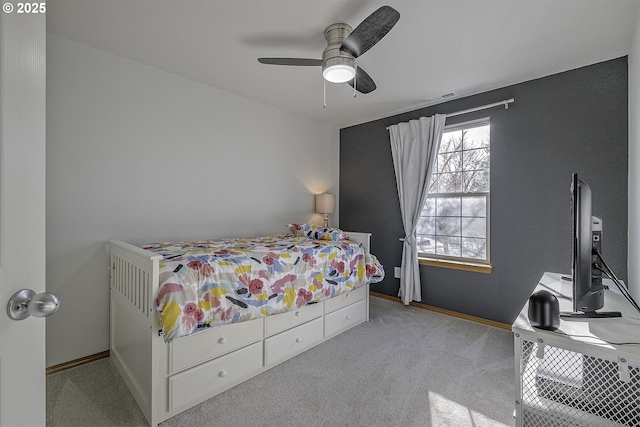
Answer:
[47,296,515,426]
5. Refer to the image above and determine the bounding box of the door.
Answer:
[0,6,47,427]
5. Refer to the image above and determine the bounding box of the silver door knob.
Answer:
[6,289,60,320]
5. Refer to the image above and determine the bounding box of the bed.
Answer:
[109,226,383,426]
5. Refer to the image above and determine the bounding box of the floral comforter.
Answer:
[144,234,385,343]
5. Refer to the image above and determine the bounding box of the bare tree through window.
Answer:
[417,121,490,262]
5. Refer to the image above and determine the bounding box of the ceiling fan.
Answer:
[257,6,400,95]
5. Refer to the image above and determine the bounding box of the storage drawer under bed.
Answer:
[264,317,324,367]
[168,341,262,411]
[324,299,367,338]
[265,302,323,337]
[169,318,263,374]
[324,285,367,314]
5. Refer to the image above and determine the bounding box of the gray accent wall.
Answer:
[340,57,628,325]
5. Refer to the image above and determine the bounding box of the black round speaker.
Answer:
[528,290,560,330]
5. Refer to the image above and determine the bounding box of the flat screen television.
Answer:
[562,173,620,318]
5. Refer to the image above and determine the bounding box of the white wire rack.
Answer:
[516,338,639,427]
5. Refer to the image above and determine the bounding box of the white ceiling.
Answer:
[46,0,639,129]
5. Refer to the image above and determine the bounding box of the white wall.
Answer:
[629,6,640,304]
[46,35,340,366]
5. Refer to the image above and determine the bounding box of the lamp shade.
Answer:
[315,193,335,214]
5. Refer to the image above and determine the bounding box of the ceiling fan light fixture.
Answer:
[322,57,356,83]
[258,6,400,93]
[323,63,356,83]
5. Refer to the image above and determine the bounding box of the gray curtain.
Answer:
[389,115,446,305]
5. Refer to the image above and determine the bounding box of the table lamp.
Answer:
[315,193,335,227]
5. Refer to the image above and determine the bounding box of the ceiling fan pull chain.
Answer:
[323,79,327,108]
[353,65,357,98]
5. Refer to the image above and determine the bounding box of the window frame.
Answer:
[417,118,491,268]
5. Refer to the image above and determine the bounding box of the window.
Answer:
[417,119,490,265]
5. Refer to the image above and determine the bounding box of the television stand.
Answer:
[513,272,640,427]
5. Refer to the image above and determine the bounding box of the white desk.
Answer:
[512,272,640,427]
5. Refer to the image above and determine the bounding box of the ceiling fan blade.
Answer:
[341,6,400,58]
[258,58,323,66]
[347,67,376,94]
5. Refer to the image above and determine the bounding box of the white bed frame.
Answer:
[109,232,372,426]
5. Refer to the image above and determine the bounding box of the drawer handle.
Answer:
[218,337,227,344]
[218,370,227,378]
[345,293,350,299]
[294,311,301,317]
[345,315,351,320]
[295,337,302,343]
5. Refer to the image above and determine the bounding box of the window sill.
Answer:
[418,257,492,274]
